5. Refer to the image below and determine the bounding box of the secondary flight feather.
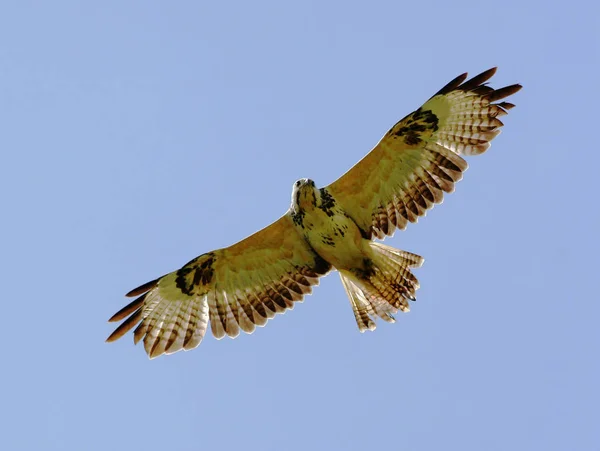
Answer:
[107,68,522,358]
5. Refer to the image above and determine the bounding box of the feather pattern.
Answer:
[107,68,521,358]
[326,67,521,239]
[107,215,331,358]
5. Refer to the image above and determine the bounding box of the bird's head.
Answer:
[291,178,318,213]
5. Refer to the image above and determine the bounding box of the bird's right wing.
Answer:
[106,213,332,358]
[326,68,522,240]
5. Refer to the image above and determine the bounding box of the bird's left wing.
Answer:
[325,68,522,239]
[106,213,331,358]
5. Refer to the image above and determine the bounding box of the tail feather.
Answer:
[339,242,424,332]
[339,275,377,332]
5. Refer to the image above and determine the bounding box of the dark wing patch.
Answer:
[390,108,439,146]
[106,214,333,358]
[325,68,522,240]
[175,252,216,295]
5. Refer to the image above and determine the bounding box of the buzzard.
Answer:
[107,68,521,358]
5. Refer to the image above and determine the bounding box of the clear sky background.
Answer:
[1,1,598,450]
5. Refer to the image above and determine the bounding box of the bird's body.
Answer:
[291,181,366,272]
[107,68,522,358]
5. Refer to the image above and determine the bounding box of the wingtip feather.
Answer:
[487,84,523,102]
[458,67,498,91]
[108,294,146,322]
[432,72,469,97]
[126,277,160,297]
[106,308,143,342]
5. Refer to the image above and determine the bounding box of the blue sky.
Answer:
[1,1,598,450]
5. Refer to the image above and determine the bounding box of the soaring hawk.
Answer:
[107,68,521,358]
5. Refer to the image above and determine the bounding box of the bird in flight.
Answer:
[107,68,521,358]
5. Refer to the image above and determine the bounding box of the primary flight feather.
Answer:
[107,67,522,358]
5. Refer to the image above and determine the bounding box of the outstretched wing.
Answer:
[106,213,331,358]
[326,68,522,239]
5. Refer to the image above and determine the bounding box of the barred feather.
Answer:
[339,242,424,331]
[326,67,521,240]
[107,68,520,358]
[107,215,331,358]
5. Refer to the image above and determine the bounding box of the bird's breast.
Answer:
[295,206,367,271]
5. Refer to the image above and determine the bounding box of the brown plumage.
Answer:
[107,68,521,358]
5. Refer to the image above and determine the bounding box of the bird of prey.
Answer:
[107,68,521,358]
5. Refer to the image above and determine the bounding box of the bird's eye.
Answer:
[295,181,301,187]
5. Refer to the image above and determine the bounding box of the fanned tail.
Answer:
[339,242,424,332]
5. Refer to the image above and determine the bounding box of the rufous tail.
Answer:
[339,242,424,332]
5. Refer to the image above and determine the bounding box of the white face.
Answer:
[291,178,317,211]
